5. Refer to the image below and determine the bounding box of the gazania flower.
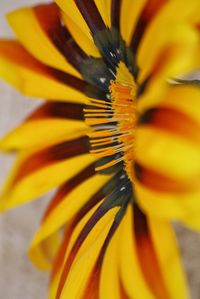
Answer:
[1,0,200,298]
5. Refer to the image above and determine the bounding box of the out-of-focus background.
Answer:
[0,1,200,299]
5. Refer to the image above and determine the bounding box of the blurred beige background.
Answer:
[0,1,200,299]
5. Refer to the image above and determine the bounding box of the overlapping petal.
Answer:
[0,40,88,102]
[0,1,200,299]
[7,3,80,76]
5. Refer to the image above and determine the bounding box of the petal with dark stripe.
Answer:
[1,102,87,150]
[7,4,80,76]
[0,137,94,210]
[29,173,113,267]
[0,40,89,102]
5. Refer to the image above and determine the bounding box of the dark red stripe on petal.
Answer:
[13,136,90,184]
[51,169,115,282]
[27,102,85,121]
[130,0,167,53]
[33,3,60,36]
[74,0,106,34]
[139,107,200,144]
[49,66,88,93]
[134,162,199,193]
[0,40,51,73]
[120,280,131,299]
[82,206,126,299]
[42,162,96,221]
[55,172,128,298]
[0,39,88,93]
[134,204,170,299]
[33,3,88,71]
[81,265,100,299]
[56,202,114,299]
[50,223,75,281]
[111,0,122,30]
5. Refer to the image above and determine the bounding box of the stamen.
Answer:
[85,64,137,182]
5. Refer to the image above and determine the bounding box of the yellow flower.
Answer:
[0,1,200,298]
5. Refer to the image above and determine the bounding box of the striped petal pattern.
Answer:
[0,1,200,298]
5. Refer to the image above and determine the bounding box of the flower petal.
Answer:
[28,231,61,270]
[57,207,118,299]
[29,173,111,268]
[61,12,100,57]
[119,205,155,299]
[137,1,200,83]
[0,102,87,150]
[7,3,80,77]
[99,222,121,299]
[0,40,88,102]
[56,0,110,39]
[135,181,200,221]
[148,215,189,299]
[120,204,189,299]
[0,137,93,210]
[120,0,147,44]
[136,127,200,181]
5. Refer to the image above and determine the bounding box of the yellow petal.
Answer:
[120,0,146,44]
[99,220,121,299]
[148,216,190,299]
[59,208,118,299]
[135,181,200,221]
[56,0,110,40]
[55,0,92,40]
[0,151,94,211]
[119,205,155,299]
[181,214,200,231]
[94,0,111,27]
[48,223,75,299]
[7,4,80,77]
[136,126,200,181]
[138,12,200,93]
[62,12,100,57]
[138,1,200,82]
[28,231,61,270]
[0,119,87,150]
[0,40,88,103]
[160,84,200,123]
[29,174,111,259]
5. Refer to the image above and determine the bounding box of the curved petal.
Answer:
[137,83,200,129]
[158,84,200,122]
[181,215,200,232]
[148,215,189,299]
[55,0,91,40]
[0,120,87,151]
[137,1,200,83]
[119,205,189,299]
[119,205,155,299]
[135,181,200,221]
[7,4,80,77]
[135,126,200,181]
[58,207,118,299]
[56,0,110,39]
[99,223,121,299]
[61,12,100,57]
[28,231,62,270]
[120,0,147,44]
[0,40,88,102]
[0,137,93,210]
[29,173,111,266]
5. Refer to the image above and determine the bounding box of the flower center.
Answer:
[85,62,137,182]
